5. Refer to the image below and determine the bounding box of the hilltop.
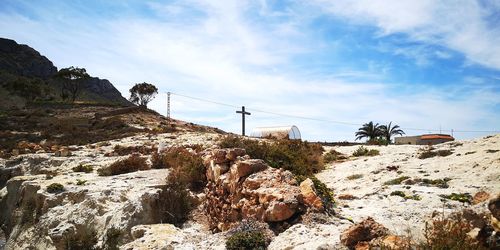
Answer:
[0,38,130,108]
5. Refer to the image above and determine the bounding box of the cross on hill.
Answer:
[236,106,251,136]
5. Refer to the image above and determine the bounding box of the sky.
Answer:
[1,0,499,141]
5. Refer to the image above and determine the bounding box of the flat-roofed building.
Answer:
[395,134,454,145]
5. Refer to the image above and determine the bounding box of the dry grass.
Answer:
[97,154,149,176]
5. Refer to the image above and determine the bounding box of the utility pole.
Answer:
[236,106,251,136]
[167,92,171,120]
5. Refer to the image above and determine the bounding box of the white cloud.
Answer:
[0,0,498,140]
[312,0,500,70]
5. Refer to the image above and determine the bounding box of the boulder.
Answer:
[473,191,490,205]
[300,178,324,211]
[230,159,267,179]
[340,217,389,249]
[489,194,500,232]
[264,200,297,222]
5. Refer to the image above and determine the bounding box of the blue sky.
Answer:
[1,0,499,141]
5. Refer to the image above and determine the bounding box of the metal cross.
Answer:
[236,106,251,136]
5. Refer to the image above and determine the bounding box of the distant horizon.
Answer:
[1,1,499,141]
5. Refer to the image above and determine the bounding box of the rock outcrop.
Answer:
[204,148,317,231]
[340,217,389,249]
[0,38,57,79]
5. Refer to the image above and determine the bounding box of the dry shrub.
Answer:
[422,212,488,249]
[112,144,155,156]
[323,149,348,163]
[153,185,194,226]
[161,148,206,191]
[352,146,379,157]
[98,154,149,176]
[219,135,324,176]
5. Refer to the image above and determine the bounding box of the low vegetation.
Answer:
[346,174,363,180]
[219,135,324,176]
[420,178,451,188]
[76,179,87,186]
[390,190,421,200]
[104,227,122,250]
[418,148,453,159]
[352,146,379,157]
[225,220,269,250]
[323,149,347,163]
[112,144,155,156]
[384,176,410,185]
[46,183,64,193]
[226,231,267,250]
[440,193,473,203]
[64,223,99,250]
[153,185,194,226]
[97,154,149,176]
[72,164,93,173]
[153,146,206,191]
[486,149,499,153]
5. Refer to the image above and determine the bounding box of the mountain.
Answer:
[0,38,131,108]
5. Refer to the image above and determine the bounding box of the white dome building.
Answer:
[250,125,301,140]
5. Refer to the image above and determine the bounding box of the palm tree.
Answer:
[379,122,405,142]
[355,121,382,141]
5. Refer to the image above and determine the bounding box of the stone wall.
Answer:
[203,148,323,231]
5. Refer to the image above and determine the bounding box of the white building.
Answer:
[250,125,301,140]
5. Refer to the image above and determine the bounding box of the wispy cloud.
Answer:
[0,0,498,140]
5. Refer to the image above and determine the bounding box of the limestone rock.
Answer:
[231,159,267,179]
[340,217,389,249]
[300,178,324,211]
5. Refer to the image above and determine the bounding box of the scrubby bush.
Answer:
[112,144,154,156]
[422,211,487,249]
[104,227,122,250]
[323,149,347,163]
[226,231,267,250]
[390,190,421,200]
[346,174,363,180]
[440,193,472,203]
[97,154,149,176]
[76,179,87,185]
[352,146,379,157]
[155,147,206,191]
[421,178,451,188]
[153,185,194,225]
[219,135,324,176]
[73,164,93,173]
[384,176,410,185]
[419,148,453,159]
[47,183,65,193]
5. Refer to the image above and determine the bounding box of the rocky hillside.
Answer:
[0,38,130,108]
[1,126,498,249]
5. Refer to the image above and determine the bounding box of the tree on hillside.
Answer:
[379,122,405,142]
[355,121,382,141]
[55,66,90,102]
[129,82,158,107]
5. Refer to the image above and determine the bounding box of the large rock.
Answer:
[489,194,500,232]
[203,149,309,231]
[340,217,389,249]
[300,178,324,211]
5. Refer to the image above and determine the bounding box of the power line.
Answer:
[167,92,500,134]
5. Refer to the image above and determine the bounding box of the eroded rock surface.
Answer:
[203,148,312,231]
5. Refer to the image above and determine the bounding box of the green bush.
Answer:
[219,135,324,176]
[421,178,451,188]
[47,183,65,193]
[98,154,149,176]
[384,176,410,185]
[323,149,347,163]
[76,179,87,186]
[226,231,267,250]
[352,146,379,157]
[390,190,421,200]
[73,164,94,173]
[440,193,472,203]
